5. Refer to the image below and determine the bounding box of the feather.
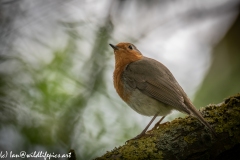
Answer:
[123,57,190,114]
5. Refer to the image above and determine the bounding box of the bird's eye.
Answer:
[128,45,133,50]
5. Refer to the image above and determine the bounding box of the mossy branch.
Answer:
[95,93,240,160]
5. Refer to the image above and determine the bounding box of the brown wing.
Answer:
[123,57,191,114]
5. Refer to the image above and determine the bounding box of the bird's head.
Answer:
[109,42,143,66]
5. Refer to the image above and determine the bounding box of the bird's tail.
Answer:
[185,98,217,137]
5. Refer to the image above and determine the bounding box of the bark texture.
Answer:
[95,93,240,160]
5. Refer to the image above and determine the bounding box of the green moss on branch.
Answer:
[95,93,240,160]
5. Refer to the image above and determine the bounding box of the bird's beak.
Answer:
[109,44,118,50]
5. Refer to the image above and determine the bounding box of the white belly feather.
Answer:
[126,89,173,116]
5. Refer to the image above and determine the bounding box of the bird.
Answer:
[109,42,216,140]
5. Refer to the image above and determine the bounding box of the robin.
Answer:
[109,42,216,140]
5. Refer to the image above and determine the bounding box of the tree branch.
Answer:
[95,93,240,160]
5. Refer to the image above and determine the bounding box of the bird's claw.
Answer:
[125,133,154,144]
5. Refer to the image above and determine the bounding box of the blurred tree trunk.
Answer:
[94,93,240,160]
[0,0,21,55]
[194,13,240,107]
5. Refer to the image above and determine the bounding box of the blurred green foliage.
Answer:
[0,19,113,159]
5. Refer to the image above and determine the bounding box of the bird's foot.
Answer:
[147,122,161,132]
[149,121,168,132]
[125,133,153,144]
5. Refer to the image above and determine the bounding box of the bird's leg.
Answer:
[127,112,159,142]
[150,116,166,131]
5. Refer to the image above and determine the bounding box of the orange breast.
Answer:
[113,64,129,102]
[113,51,143,102]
